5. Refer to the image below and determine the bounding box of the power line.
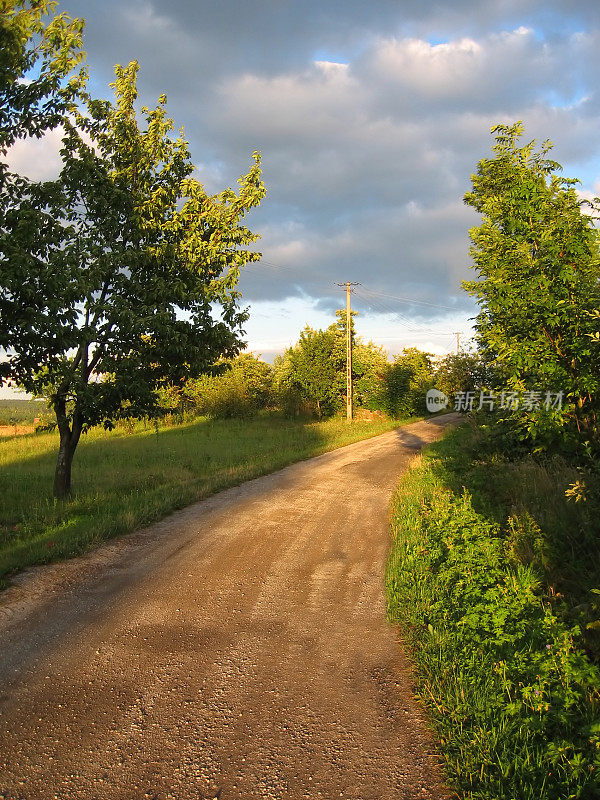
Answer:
[352,287,464,336]
[242,259,334,290]
[356,285,459,311]
[239,256,474,347]
[243,258,466,312]
[357,334,463,342]
[353,292,422,328]
[243,269,464,336]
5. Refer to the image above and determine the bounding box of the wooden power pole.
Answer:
[346,283,353,421]
[338,282,358,422]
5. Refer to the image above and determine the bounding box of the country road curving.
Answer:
[0,415,458,800]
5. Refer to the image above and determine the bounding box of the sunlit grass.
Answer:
[0,413,408,586]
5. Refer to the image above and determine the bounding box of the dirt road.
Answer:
[0,416,456,800]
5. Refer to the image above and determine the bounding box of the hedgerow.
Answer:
[387,426,600,799]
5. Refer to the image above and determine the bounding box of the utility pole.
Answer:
[346,282,353,422]
[455,331,460,354]
[338,282,359,421]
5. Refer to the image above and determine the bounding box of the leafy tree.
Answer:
[273,308,396,419]
[276,309,392,418]
[1,0,85,181]
[287,326,338,419]
[435,349,489,398]
[352,339,389,410]
[324,308,390,411]
[331,309,409,414]
[271,350,307,418]
[0,61,265,496]
[182,353,273,419]
[381,347,435,417]
[328,307,364,409]
[463,122,600,450]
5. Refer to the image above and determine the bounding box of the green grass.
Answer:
[0,412,410,588]
[386,421,600,800]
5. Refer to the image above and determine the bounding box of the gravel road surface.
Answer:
[0,415,457,800]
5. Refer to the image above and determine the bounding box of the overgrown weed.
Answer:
[387,421,600,799]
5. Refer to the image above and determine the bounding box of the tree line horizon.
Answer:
[1,3,599,499]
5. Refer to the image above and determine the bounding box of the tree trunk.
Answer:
[53,430,75,499]
[53,400,82,499]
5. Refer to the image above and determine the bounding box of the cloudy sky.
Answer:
[8,0,600,363]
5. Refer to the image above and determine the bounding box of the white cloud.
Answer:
[367,35,484,96]
[5,128,64,181]
[313,60,349,72]
[7,0,600,358]
[208,23,599,270]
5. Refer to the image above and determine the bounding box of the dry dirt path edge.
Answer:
[0,414,458,800]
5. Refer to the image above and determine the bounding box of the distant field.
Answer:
[0,398,51,426]
[0,413,414,588]
[0,424,34,438]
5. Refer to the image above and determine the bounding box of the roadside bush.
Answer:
[434,350,489,398]
[182,353,273,419]
[387,426,600,799]
[185,373,253,419]
[380,347,435,417]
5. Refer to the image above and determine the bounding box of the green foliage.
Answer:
[387,423,600,799]
[181,353,273,419]
[463,122,600,454]
[442,418,600,658]
[504,511,550,576]
[0,57,265,495]
[270,350,314,418]
[284,326,340,419]
[0,0,85,166]
[271,351,301,417]
[272,312,403,419]
[0,398,50,425]
[267,308,436,420]
[328,308,355,406]
[326,309,391,412]
[352,340,389,410]
[380,347,435,417]
[434,350,489,398]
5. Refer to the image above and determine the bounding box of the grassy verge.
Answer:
[0,412,411,588]
[386,420,600,800]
